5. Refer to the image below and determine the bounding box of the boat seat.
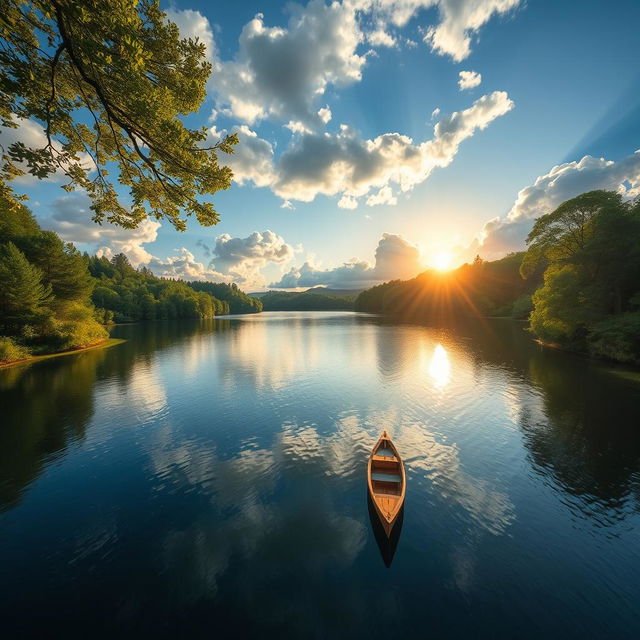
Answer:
[373,454,397,463]
[372,472,402,483]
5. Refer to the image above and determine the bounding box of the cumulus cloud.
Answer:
[270,91,513,207]
[359,0,522,61]
[44,194,160,266]
[150,230,297,289]
[146,230,295,288]
[366,21,397,47]
[207,124,276,187]
[209,91,513,207]
[271,232,422,288]
[212,230,295,273]
[207,0,517,129]
[478,151,640,256]
[421,0,521,61]
[366,185,397,206]
[317,106,333,124]
[458,70,481,90]
[147,231,297,289]
[214,2,366,127]
[147,248,233,283]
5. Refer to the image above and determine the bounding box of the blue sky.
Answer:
[7,0,640,290]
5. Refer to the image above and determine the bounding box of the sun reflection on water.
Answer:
[428,343,451,388]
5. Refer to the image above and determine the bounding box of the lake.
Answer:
[1,312,639,638]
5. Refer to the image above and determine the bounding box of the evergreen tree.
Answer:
[22,231,94,304]
[0,242,52,333]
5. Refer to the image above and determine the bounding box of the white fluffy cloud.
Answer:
[349,0,521,61]
[151,230,296,289]
[44,194,160,266]
[147,248,233,283]
[210,92,513,207]
[242,91,512,207]
[458,69,481,90]
[271,232,422,288]
[214,2,366,127]
[479,151,640,256]
[212,230,295,273]
[207,125,276,187]
[206,0,518,128]
[366,21,397,47]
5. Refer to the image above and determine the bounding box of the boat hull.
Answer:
[371,499,399,537]
[367,431,406,538]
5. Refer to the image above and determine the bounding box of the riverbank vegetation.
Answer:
[0,194,109,364]
[88,255,228,323]
[0,196,259,364]
[356,190,640,365]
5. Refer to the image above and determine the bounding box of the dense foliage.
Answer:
[0,192,107,362]
[87,254,231,323]
[356,190,640,365]
[523,191,640,363]
[355,252,540,320]
[187,281,263,314]
[0,195,261,364]
[1,0,237,229]
[259,291,355,311]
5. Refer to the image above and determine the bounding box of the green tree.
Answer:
[528,264,604,344]
[0,193,41,238]
[1,0,238,229]
[520,190,624,279]
[522,190,640,357]
[0,242,52,332]
[21,231,93,303]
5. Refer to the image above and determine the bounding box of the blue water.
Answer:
[1,312,639,637]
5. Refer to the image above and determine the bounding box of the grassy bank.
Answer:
[0,338,125,369]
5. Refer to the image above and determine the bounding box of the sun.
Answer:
[431,251,453,272]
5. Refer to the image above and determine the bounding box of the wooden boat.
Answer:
[367,430,405,537]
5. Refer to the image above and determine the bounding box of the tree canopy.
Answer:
[523,191,640,360]
[87,253,234,322]
[0,0,237,229]
[0,190,107,357]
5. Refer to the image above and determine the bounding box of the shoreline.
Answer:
[0,338,125,370]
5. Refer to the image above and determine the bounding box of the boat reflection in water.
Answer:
[368,493,404,568]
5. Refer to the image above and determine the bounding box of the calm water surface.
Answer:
[1,312,640,637]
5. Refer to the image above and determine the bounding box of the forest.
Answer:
[187,281,262,314]
[259,290,356,311]
[356,191,640,365]
[0,196,260,365]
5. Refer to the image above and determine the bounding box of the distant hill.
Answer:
[249,287,363,299]
[304,287,364,298]
[259,290,356,311]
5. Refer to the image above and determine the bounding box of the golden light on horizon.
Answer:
[431,251,453,272]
